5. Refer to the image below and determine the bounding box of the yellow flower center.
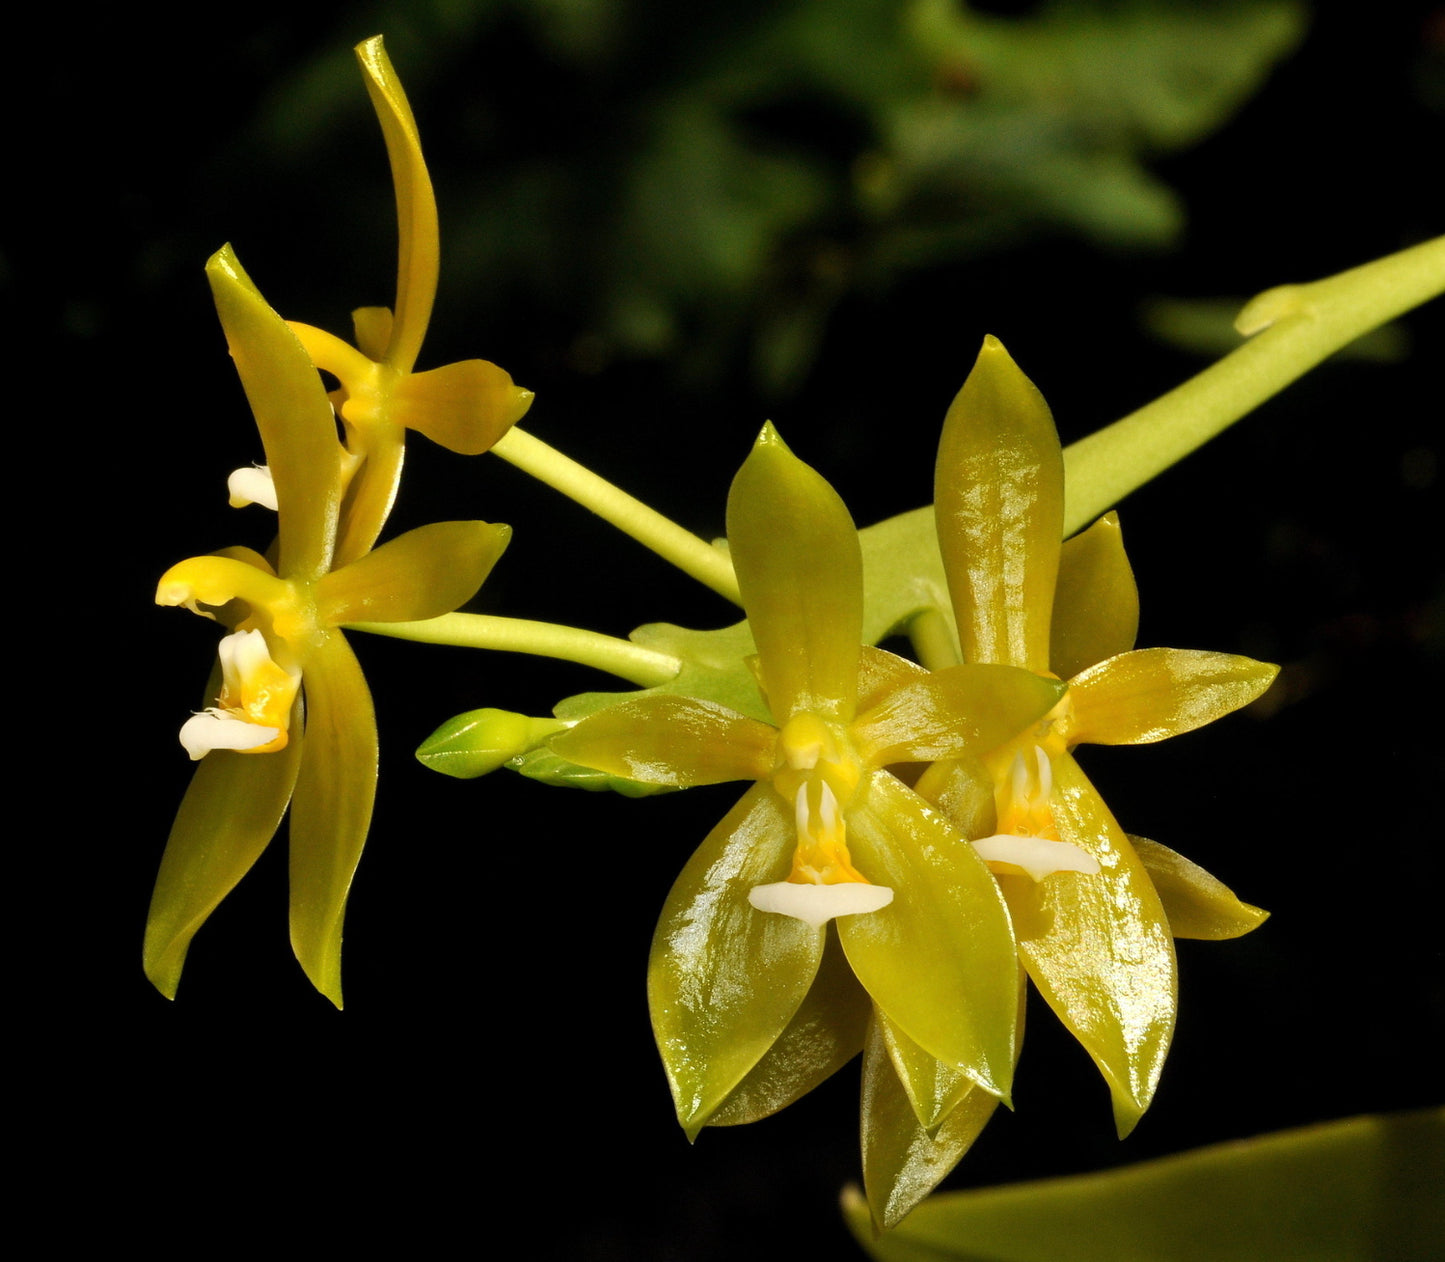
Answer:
[772,713,869,886]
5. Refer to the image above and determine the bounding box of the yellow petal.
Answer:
[860,1012,1004,1231]
[727,423,862,722]
[876,1006,997,1133]
[354,36,437,373]
[1069,648,1279,745]
[1131,836,1269,940]
[648,784,825,1136]
[317,520,511,625]
[351,306,393,362]
[206,247,342,582]
[286,320,377,390]
[144,723,304,998]
[1004,753,1175,1136]
[1051,511,1139,679]
[287,631,378,1008]
[851,663,1065,766]
[838,772,1019,1102]
[553,694,777,786]
[705,929,870,1128]
[390,359,535,455]
[935,336,1063,673]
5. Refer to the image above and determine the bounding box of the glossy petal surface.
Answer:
[287,631,378,1008]
[852,664,1064,766]
[1069,648,1279,745]
[839,772,1018,1100]
[1131,836,1269,940]
[553,695,777,786]
[727,424,862,720]
[391,359,534,454]
[860,1015,1003,1231]
[144,729,304,998]
[317,520,511,625]
[649,785,826,1135]
[707,930,870,1127]
[935,336,1062,673]
[1051,511,1139,679]
[1002,754,1174,1136]
[206,247,342,582]
[354,35,436,372]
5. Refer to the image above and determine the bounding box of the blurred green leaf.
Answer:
[844,1109,1445,1261]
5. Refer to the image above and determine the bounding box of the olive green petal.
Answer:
[206,247,342,583]
[839,772,1018,1101]
[852,664,1065,767]
[553,695,777,786]
[288,631,378,1008]
[649,784,825,1136]
[144,726,304,999]
[935,336,1063,674]
[707,928,870,1128]
[390,359,535,455]
[856,646,929,713]
[1006,754,1175,1137]
[877,1006,996,1132]
[726,423,862,722]
[1131,836,1269,940]
[913,757,996,842]
[354,36,436,374]
[1051,512,1139,680]
[1069,648,1279,746]
[860,1013,1004,1231]
[319,520,510,625]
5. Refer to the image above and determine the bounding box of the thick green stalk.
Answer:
[1062,235,1445,534]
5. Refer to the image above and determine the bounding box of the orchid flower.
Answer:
[553,425,1065,1136]
[146,247,510,1007]
[285,37,534,568]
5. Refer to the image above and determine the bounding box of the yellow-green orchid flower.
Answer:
[285,36,534,568]
[919,335,1277,1130]
[145,246,510,1007]
[553,425,1066,1137]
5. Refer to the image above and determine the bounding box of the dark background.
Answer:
[22,2,1443,1255]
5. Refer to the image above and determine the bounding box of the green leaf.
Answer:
[845,1109,1445,1261]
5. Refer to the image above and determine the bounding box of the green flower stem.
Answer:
[491,426,742,605]
[908,606,962,671]
[1062,234,1445,535]
[347,613,682,687]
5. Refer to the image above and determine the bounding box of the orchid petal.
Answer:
[852,663,1065,766]
[876,1005,998,1134]
[935,336,1063,673]
[390,359,535,455]
[727,423,862,722]
[553,695,777,786]
[1131,836,1269,940]
[286,321,377,390]
[1003,753,1175,1137]
[206,246,342,582]
[317,520,511,626]
[288,631,378,1008]
[354,36,437,373]
[706,930,870,1128]
[1069,648,1279,745]
[860,1012,1005,1231]
[838,772,1018,1102]
[649,784,825,1137]
[144,726,304,998]
[1052,511,1139,679]
[351,306,393,362]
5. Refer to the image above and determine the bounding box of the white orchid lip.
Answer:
[227,464,278,511]
[748,880,894,928]
[972,833,1100,882]
[179,710,282,760]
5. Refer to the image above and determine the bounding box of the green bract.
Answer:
[554,425,1065,1136]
